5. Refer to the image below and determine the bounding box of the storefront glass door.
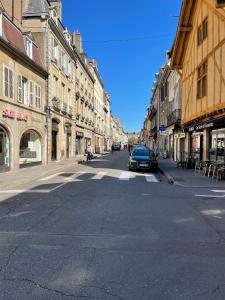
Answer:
[210,129,225,162]
[66,134,71,158]
[52,131,57,160]
[0,126,9,170]
[0,132,5,166]
[191,133,203,160]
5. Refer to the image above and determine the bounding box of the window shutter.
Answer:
[9,69,13,98]
[35,84,37,107]
[4,67,9,97]
[17,74,22,102]
[35,84,41,108]
[38,86,41,108]
[29,81,33,107]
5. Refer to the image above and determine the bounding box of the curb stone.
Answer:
[158,167,175,185]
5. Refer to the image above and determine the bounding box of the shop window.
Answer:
[4,66,13,99]
[210,129,225,162]
[19,130,42,166]
[197,61,207,99]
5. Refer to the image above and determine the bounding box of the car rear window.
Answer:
[132,149,155,157]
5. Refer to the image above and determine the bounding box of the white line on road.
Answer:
[119,171,130,181]
[0,189,50,194]
[39,172,64,181]
[145,174,159,183]
[211,190,225,193]
[91,172,107,180]
[195,194,225,198]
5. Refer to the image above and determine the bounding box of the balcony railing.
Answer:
[167,109,181,126]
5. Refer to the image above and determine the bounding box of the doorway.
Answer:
[0,125,10,171]
[66,133,71,158]
[52,120,58,160]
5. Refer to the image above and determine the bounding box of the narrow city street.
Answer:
[0,151,225,299]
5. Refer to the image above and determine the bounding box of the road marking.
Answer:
[39,172,64,181]
[0,189,50,194]
[119,171,130,181]
[195,194,225,198]
[91,172,107,180]
[145,174,159,183]
[211,190,225,193]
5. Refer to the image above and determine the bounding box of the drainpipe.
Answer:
[45,15,50,165]
[12,0,14,22]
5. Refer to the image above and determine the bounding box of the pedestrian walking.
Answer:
[86,144,93,161]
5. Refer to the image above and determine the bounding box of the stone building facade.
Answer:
[0,0,115,172]
[0,5,48,172]
[73,32,95,155]
[23,0,77,162]
[103,92,111,151]
[89,60,105,154]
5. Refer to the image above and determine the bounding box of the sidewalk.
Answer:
[158,159,225,188]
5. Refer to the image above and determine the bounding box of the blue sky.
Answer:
[62,0,182,132]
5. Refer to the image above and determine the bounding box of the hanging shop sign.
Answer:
[76,131,84,138]
[159,125,166,132]
[184,117,225,133]
[3,110,28,122]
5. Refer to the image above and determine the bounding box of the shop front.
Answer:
[185,116,225,163]
[174,132,185,162]
[65,123,72,159]
[84,132,92,152]
[1,106,45,171]
[51,119,59,160]
[19,129,42,167]
[0,125,10,171]
[209,129,225,162]
[76,131,84,155]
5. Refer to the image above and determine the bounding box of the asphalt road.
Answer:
[0,150,225,299]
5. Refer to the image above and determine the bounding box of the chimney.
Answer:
[49,0,62,21]
[166,50,171,63]
[72,31,83,53]
[89,59,97,68]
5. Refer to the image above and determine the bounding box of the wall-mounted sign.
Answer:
[76,131,84,138]
[3,110,28,122]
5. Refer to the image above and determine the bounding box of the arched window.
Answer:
[19,130,42,166]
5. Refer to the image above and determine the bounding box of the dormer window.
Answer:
[50,9,58,25]
[25,37,33,59]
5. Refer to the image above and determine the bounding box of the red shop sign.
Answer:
[3,110,28,122]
